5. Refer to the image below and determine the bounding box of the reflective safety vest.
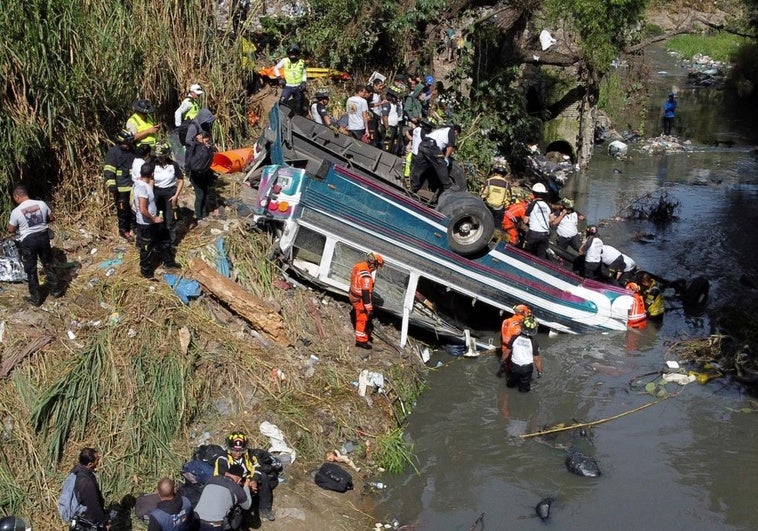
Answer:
[181,97,200,122]
[282,58,306,86]
[481,175,511,210]
[127,113,157,146]
[501,314,524,353]
[628,292,647,328]
[349,261,374,311]
[642,280,664,317]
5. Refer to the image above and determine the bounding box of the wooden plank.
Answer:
[188,258,291,348]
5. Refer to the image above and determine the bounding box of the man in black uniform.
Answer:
[103,129,136,240]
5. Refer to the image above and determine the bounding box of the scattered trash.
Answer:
[358,370,385,396]
[539,29,557,51]
[536,497,553,521]
[0,321,4,343]
[366,480,386,489]
[462,330,479,358]
[608,140,628,158]
[271,368,286,382]
[419,347,431,363]
[661,372,696,385]
[665,360,680,369]
[0,239,26,282]
[105,268,116,277]
[163,274,202,305]
[260,421,297,463]
[214,238,231,278]
[107,313,121,326]
[90,248,98,255]
[99,253,124,270]
[67,330,76,340]
[565,450,601,477]
[127,328,137,338]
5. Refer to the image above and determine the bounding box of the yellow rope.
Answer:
[520,392,679,439]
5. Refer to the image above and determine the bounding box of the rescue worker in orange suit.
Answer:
[626,282,647,329]
[498,304,531,378]
[502,198,528,246]
[349,252,384,349]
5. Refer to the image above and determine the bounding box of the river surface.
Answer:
[374,47,758,529]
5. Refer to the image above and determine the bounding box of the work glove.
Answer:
[278,77,286,86]
[299,82,307,91]
[444,157,450,167]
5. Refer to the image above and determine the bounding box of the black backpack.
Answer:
[314,463,353,492]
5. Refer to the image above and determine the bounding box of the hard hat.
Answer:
[521,315,538,336]
[287,44,301,56]
[189,83,204,95]
[114,129,135,144]
[154,142,172,158]
[367,252,384,267]
[626,282,640,292]
[513,304,531,316]
[227,432,248,451]
[531,182,548,194]
[561,197,574,209]
[491,156,510,174]
[314,89,330,100]
[0,518,28,531]
[586,225,598,235]
[425,75,434,86]
[132,98,154,114]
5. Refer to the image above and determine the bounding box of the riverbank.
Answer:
[0,165,428,529]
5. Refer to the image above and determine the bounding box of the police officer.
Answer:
[126,99,161,149]
[274,45,306,114]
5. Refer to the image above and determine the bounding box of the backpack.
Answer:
[181,459,214,486]
[314,463,353,492]
[193,444,226,464]
[58,472,85,522]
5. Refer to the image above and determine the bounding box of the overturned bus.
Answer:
[250,104,633,347]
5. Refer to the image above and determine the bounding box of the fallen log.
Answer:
[188,258,291,347]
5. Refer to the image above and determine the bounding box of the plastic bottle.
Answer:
[367,481,386,489]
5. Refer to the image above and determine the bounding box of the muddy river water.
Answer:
[373,47,758,529]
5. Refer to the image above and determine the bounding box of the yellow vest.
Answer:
[283,58,306,86]
[127,113,157,146]
[481,175,511,209]
[182,98,200,122]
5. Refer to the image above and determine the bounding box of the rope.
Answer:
[520,392,680,439]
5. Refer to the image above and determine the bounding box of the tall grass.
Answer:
[0,0,256,217]
[665,33,747,63]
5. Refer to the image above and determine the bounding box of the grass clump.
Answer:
[373,427,419,475]
[665,33,747,62]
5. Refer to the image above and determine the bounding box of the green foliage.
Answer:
[0,0,249,218]
[665,33,748,62]
[544,0,647,75]
[373,427,418,474]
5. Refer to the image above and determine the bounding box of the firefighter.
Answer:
[498,304,531,378]
[639,273,664,319]
[480,157,511,228]
[104,129,137,240]
[626,282,647,329]
[349,252,384,349]
[502,195,528,246]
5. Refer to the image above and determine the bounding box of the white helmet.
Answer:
[532,183,548,194]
